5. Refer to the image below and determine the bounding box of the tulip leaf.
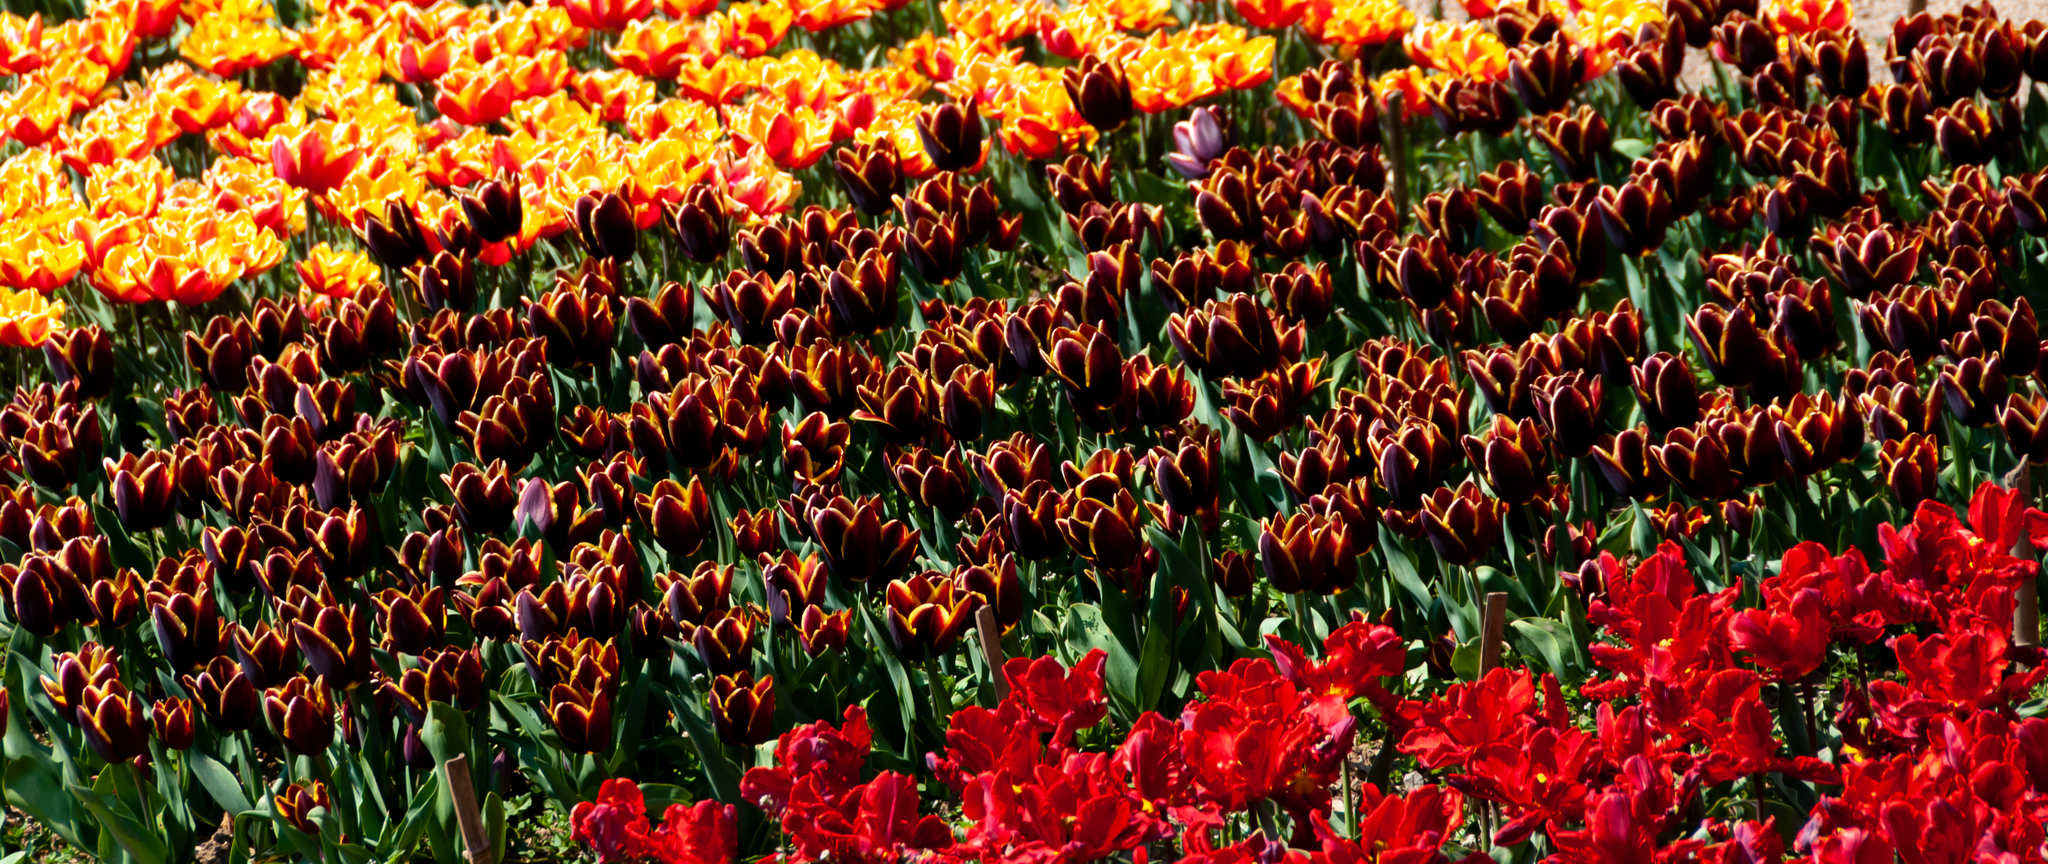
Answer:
[857,604,921,755]
[490,692,572,803]
[69,778,171,864]
[420,701,472,767]
[90,502,155,573]
[1507,617,1585,684]
[1377,528,1435,616]
[1449,637,1483,682]
[663,688,742,807]
[190,750,253,815]
[4,756,88,852]
[484,790,508,864]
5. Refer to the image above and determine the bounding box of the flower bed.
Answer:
[1,0,2047,861]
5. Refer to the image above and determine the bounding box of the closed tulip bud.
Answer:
[1880,434,1939,512]
[1711,15,1777,74]
[824,249,901,336]
[271,781,330,838]
[39,643,119,725]
[1000,480,1064,560]
[1192,167,1264,245]
[572,191,637,262]
[809,495,920,588]
[1938,355,2007,427]
[182,656,259,732]
[709,671,776,746]
[458,173,524,245]
[884,573,978,660]
[917,99,986,173]
[42,327,114,401]
[263,676,336,756]
[666,184,731,264]
[937,367,995,443]
[357,197,430,269]
[151,697,195,750]
[1062,54,1134,133]
[1508,40,1586,115]
[1534,107,1611,183]
[1616,21,1686,107]
[1595,178,1676,258]
[1533,372,1605,459]
[309,506,379,582]
[1206,549,1254,597]
[101,451,174,534]
[2001,392,2048,464]
[1475,162,1543,235]
[1047,324,1126,413]
[690,610,759,677]
[1650,426,1743,501]
[1415,190,1481,255]
[1057,479,1145,582]
[545,680,613,754]
[1419,482,1505,567]
[1167,295,1297,380]
[1877,82,1934,146]
[1462,414,1552,505]
[150,587,225,672]
[1801,31,1868,98]
[1150,423,1222,524]
[1590,427,1670,501]
[1166,107,1233,179]
[233,621,300,689]
[78,681,149,763]
[1932,101,2003,167]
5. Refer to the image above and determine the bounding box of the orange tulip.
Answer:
[714,3,794,58]
[612,17,700,79]
[0,13,45,76]
[793,0,879,32]
[564,0,653,31]
[1303,0,1414,46]
[0,225,86,296]
[0,288,65,347]
[269,120,365,196]
[725,101,834,171]
[296,243,381,299]
[3,81,71,148]
[1234,0,1307,28]
[179,11,292,77]
[435,59,518,127]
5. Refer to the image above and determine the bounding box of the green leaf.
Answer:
[420,701,472,767]
[1450,637,1483,682]
[857,604,919,752]
[664,688,741,807]
[189,750,254,815]
[90,502,155,572]
[1508,617,1586,683]
[5,756,88,852]
[70,778,171,864]
[1378,528,1434,615]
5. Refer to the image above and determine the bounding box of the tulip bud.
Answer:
[43,327,115,401]
[1534,107,1611,183]
[1533,372,1605,459]
[1590,427,1670,501]
[264,676,337,756]
[1462,414,1551,505]
[883,573,978,660]
[1258,512,1357,595]
[1419,482,1505,567]
[710,671,776,746]
[1062,54,1134,133]
[1879,434,1939,513]
[79,680,150,763]
[666,184,731,264]
[808,495,920,588]
[1507,40,1586,115]
[573,191,638,262]
[357,197,429,269]
[916,99,986,173]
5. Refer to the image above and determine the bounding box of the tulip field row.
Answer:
[2,0,2048,861]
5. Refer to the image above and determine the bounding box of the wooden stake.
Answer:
[443,754,494,864]
[975,605,1009,700]
[1479,592,1508,676]
[2011,469,2041,665]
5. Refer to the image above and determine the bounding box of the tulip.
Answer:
[573,191,638,262]
[233,622,301,689]
[1937,355,2007,428]
[796,606,850,657]
[151,697,196,750]
[1419,482,1505,567]
[1191,167,1264,245]
[690,610,759,677]
[39,643,119,726]
[182,656,259,732]
[274,781,330,837]
[1879,434,1939,513]
[1166,107,1233,179]
[890,446,977,521]
[1462,414,1551,505]
[1534,107,1611,183]
[808,495,920,588]
[1616,21,1686,107]
[883,573,978,660]
[79,681,150,763]
[547,680,614,754]
[264,676,336,756]
[41,326,113,401]
[666,184,731,264]
[442,461,519,537]
[1259,512,1357,595]
[150,586,225,672]
[1474,161,1543,235]
[2001,393,2048,464]
[1507,40,1585,115]
[916,100,986,173]
[291,599,372,689]
[1533,372,1606,460]
[710,671,776,746]
[1062,54,1134,133]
